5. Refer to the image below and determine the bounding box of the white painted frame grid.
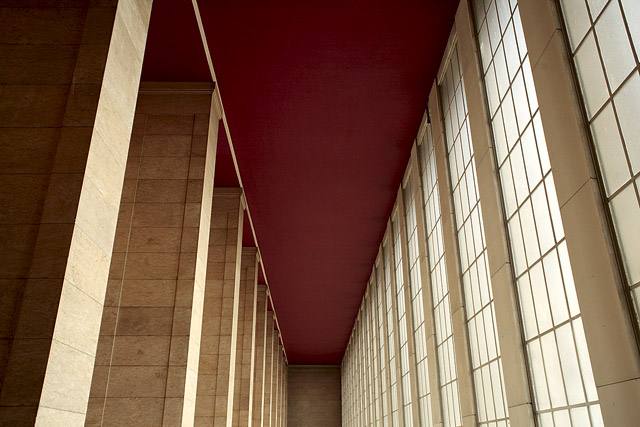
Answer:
[439,41,510,427]
[472,0,604,425]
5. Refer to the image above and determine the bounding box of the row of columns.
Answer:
[0,2,289,425]
[342,0,640,426]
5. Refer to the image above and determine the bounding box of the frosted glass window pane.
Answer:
[572,319,598,402]
[528,339,551,410]
[496,0,511,32]
[541,332,567,407]
[557,242,581,317]
[522,57,538,114]
[488,0,501,53]
[621,0,640,52]
[539,413,554,427]
[502,90,519,149]
[610,184,640,284]
[559,0,591,51]
[587,0,606,19]
[512,9,527,60]
[533,114,551,174]
[556,324,586,405]
[512,69,531,132]
[486,63,501,116]
[553,410,571,426]
[520,200,541,264]
[501,157,518,217]
[531,185,554,254]
[495,44,510,100]
[517,274,538,339]
[542,252,570,325]
[530,262,553,333]
[479,22,493,73]
[493,107,509,165]
[508,214,527,276]
[613,71,640,174]
[511,143,529,205]
[591,102,630,195]
[521,124,543,189]
[595,1,635,91]
[544,175,565,242]
[574,32,609,118]
[503,21,520,80]
[571,407,591,426]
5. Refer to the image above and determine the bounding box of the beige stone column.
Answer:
[375,252,395,424]
[408,145,446,427]
[262,312,274,426]
[85,83,220,427]
[233,248,258,426]
[384,226,406,427]
[0,1,151,425]
[516,0,640,423]
[453,1,535,425]
[252,285,267,427]
[195,189,244,426]
[428,81,478,427]
[395,190,423,426]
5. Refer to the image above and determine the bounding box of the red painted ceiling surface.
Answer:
[142,0,458,364]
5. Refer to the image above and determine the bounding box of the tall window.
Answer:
[473,0,603,424]
[419,123,463,427]
[384,243,401,427]
[440,42,510,427]
[377,263,390,427]
[403,177,433,426]
[559,0,640,322]
[392,215,414,426]
[369,289,381,425]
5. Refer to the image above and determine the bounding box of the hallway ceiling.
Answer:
[142,0,458,364]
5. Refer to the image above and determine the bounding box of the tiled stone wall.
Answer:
[288,366,341,427]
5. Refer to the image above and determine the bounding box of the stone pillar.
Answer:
[251,285,267,427]
[453,1,535,425]
[0,1,151,425]
[408,144,446,427]
[516,0,640,423]
[85,83,221,426]
[262,312,274,426]
[233,248,258,426]
[428,80,478,427]
[195,189,244,426]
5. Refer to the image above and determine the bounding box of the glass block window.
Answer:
[559,0,640,323]
[377,263,390,427]
[473,0,603,424]
[439,42,510,427]
[419,122,463,427]
[392,214,415,426]
[403,177,433,427]
[385,243,401,427]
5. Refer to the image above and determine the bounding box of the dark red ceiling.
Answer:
[142,0,457,364]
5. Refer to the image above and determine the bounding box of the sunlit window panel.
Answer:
[439,41,510,427]
[377,264,390,427]
[473,0,603,424]
[558,0,640,324]
[384,243,401,427]
[419,123,463,427]
[392,214,415,427]
[403,177,434,427]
